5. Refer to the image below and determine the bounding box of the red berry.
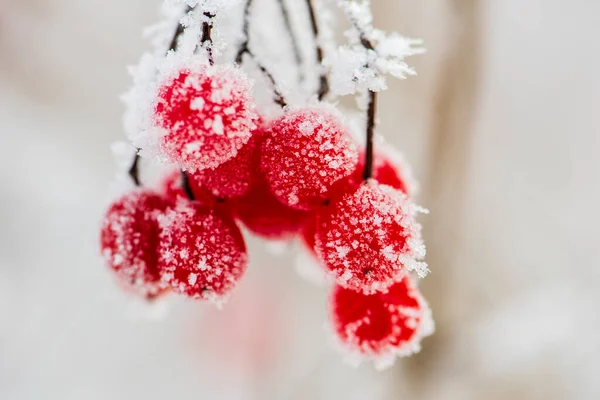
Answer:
[315,181,427,294]
[100,190,171,299]
[193,128,264,199]
[261,107,358,210]
[232,178,311,239]
[154,64,258,171]
[330,275,433,368]
[157,202,248,303]
[353,150,414,195]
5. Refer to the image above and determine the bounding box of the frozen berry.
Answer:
[194,128,264,199]
[315,181,427,294]
[154,64,258,171]
[261,107,358,210]
[353,150,414,195]
[330,275,434,368]
[100,190,171,299]
[233,178,311,239]
[157,202,248,303]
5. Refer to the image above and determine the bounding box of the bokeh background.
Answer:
[1,0,599,399]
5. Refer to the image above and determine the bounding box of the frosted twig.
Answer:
[200,11,215,65]
[235,0,287,107]
[305,0,329,100]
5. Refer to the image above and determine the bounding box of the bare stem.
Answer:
[181,171,196,201]
[362,90,377,180]
[236,0,287,107]
[305,0,329,100]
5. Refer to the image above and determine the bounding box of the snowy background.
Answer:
[1,0,599,399]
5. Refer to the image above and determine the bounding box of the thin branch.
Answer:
[347,16,378,181]
[181,171,196,201]
[201,12,215,65]
[362,90,377,180]
[276,0,303,82]
[235,0,287,107]
[305,0,329,100]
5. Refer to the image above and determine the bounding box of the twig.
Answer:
[348,18,378,181]
[305,0,329,100]
[276,0,303,82]
[362,90,377,180]
[181,171,196,201]
[235,0,287,107]
[200,12,215,65]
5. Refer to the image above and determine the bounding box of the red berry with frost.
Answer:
[154,64,258,171]
[100,190,171,299]
[194,127,264,199]
[315,181,427,294]
[232,178,311,239]
[330,275,434,368]
[261,107,358,210]
[157,202,248,304]
[353,150,414,195]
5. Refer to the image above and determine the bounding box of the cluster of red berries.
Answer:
[101,62,432,364]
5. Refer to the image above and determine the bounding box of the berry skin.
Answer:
[100,190,171,299]
[315,181,427,294]
[353,150,413,195]
[194,128,264,199]
[232,178,311,240]
[157,202,248,304]
[330,275,434,368]
[154,64,258,171]
[261,107,358,211]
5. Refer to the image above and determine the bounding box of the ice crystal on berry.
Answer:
[157,202,248,304]
[154,63,258,171]
[261,107,358,210]
[315,181,427,294]
[330,275,434,369]
[100,190,171,299]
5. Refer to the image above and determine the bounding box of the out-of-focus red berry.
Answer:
[100,190,171,299]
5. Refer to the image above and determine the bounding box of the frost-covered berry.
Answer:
[353,151,413,195]
[330,275,434,369]
[315,181,427,294]
[100,190,171,299]
[194,128,264,199]
[157,202,248,304]
[232,178,311,239]
[155,64,258,171]
[261,108,358,210]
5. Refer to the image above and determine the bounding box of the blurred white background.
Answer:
[1,0,599,399]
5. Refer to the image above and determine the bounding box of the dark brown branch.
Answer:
[305,0,329,100]
[276,0,303,82]
[201,12,215,65]
[362,90,377,180]
[181,171,196,201]
[235,0,287,107]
